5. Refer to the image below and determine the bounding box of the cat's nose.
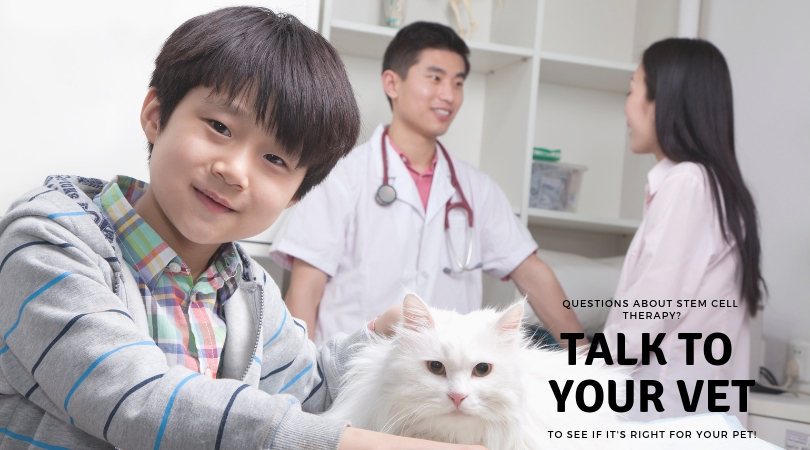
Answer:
[448,392,467,409]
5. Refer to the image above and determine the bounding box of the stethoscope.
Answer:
[376,128,483,274]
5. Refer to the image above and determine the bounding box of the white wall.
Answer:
[0,0,320,213]
[700,0,810,380]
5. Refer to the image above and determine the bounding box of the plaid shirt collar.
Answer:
[94,175,242,294]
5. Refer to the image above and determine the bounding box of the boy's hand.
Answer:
[371,304,403,337]
[338,427,487,449]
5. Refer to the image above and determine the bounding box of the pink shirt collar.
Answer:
[386,136,439,211]
[386,136,439,176]
[646,157,678,198]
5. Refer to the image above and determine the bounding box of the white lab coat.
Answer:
[270,124,537,343]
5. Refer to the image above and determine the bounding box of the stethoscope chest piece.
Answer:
[376,184,397,206]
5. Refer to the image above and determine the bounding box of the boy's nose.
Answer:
[213,148,250,189]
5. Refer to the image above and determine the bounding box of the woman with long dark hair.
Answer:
[602,38,764,425]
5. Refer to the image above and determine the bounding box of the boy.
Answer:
[0,7,482,450]
[270,22,587,346]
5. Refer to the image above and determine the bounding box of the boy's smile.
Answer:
[135,86,307,277]
[194,187,235,213]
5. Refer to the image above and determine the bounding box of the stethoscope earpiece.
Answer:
[375,184,397,206]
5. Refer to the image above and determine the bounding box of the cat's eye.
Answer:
[427,361,446,376]
[472,363,492,377]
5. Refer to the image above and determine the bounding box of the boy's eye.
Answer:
[430,75,440,81]
[210,120,231,137]
[264,154,286,166]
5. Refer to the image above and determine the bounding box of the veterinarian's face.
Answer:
[137,86,306,248]
[388,48,466,138]
[625,65,663,160]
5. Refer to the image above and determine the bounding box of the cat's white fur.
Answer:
[323,294,632,450]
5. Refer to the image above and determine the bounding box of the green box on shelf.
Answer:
[532,147,561,162]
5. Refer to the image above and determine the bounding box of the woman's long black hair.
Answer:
[642,38,764,316]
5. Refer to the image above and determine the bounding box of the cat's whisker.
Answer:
[394,405,425,434]
[477,402,519,444]
[400,405,432,436]
[380,404,429,435]
[379,409,409,434]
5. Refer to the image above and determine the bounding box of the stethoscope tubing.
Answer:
[377,128,480,273]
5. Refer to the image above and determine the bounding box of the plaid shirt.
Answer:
[94,176,241,378]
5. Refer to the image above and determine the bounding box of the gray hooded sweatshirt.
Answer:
[0,175,365,449]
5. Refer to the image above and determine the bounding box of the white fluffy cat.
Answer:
[323,294,632,450]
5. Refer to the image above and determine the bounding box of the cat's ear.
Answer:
[496,301,524,336]
[403,293,434,331]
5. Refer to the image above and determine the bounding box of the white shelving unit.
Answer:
[527,208,640,235]
[538,51,637,93]
[317,0,683,262]
[329,19,534,74]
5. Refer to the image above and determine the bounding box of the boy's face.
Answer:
[138,86,306,248]
[385,48,466,139]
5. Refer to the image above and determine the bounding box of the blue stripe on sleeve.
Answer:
[64,341,154,413]
[278,363,313,393]
[28,189,56,202]
[4,272,71,341]
[24,383,39,399]
[302,363,324,404]
[154,373,200,450]
[0,241,73,276]
[215,384,250,450]
[47,211,86,219]
[0,428,70,450]
[263,307,287,348]
[32,309,132,376]
[268,398,297,449]
[103,373,164,441]
[261,357,296,381]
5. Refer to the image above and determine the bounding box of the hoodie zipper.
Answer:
[241,282,265,382]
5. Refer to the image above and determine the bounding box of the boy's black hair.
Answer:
[382,21,470,106]
[149,6,360,200]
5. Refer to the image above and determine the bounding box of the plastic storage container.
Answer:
[529,161,587,212]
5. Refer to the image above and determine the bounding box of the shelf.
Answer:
[539,51,637,93]
[527,208,640,235]
[749,392,810,423]
[329,19,533,73]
